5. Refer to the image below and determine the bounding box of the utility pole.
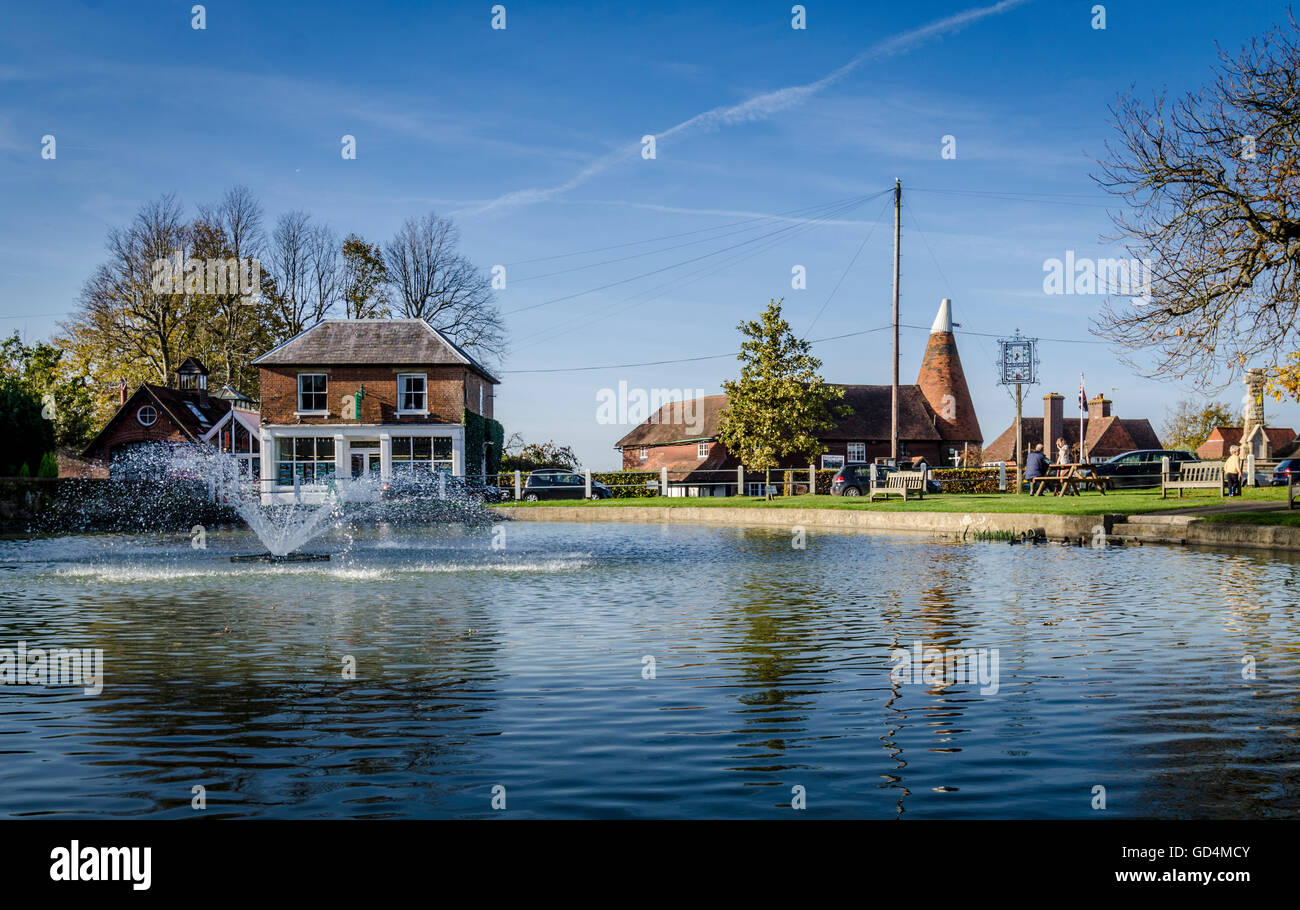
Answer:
[891,178,901,464]
[1014,383,1023,494]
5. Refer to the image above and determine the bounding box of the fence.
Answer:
[487,464,1013,500]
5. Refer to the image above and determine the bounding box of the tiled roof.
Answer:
[984,416,1163,462]
[254,319,499,382]
[82,383,233,457]
[614,384,944,449]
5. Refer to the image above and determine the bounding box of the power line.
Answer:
[503,324,893,374]
[502,194,877,316]
[515,195,876,351]
[509,192,888,283]
[801,196,892,339]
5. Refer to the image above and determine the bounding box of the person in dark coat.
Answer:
[1025,443,1049,492]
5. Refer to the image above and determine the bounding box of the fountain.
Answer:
[37,443,499,552]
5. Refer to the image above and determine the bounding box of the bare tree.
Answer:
[306,223,341,324]
[198,185,269,391]
[384,212,505,360]
[1093,14,1300,387]
[266,211,314,336]
[61,194,191,385]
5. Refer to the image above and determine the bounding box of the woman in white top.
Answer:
[1056,438,1070,466]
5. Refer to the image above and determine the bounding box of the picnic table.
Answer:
[1029,462,1109,497]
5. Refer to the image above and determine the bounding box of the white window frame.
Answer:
[296,373,328,416]
[747,482,765,497]
[136,405,157,427]
[638,446,648,463]
[397,373,428,415]
[846,442,866,463]
[697,442,709,459]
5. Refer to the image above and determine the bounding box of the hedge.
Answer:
[930,467,1005,494]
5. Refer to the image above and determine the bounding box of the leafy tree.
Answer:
[0,333,96,448]
[1094,14,1300,388]
[0,378,55,477]
[500,434,581,471]
[716,298,847,487]
[340,234,391,318]
[1161,399,1237,452]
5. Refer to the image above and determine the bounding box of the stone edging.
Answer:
[495,505,1300,552]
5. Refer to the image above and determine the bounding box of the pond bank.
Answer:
[496,504,1300,552]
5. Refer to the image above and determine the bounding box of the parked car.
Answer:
[380,473,511,504]
[830,463,941,496]
[522,468,612,501]
[1271,458,1300,486]
[1090,449,1199,488]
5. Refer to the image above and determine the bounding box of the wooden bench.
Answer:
[1161,461,1225,499]
[869,471,926,502]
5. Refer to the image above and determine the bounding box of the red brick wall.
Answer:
[259,366,492,425]
[84,398,191,461]
[622,441,712,470]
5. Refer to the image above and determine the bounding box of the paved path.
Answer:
[1157,500,1290,517]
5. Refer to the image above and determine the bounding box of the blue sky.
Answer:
[1,0,1292,468]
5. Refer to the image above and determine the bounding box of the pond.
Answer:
[1,520,1297,818]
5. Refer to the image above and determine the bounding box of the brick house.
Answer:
[1197,426,1297,460]
[82,358,259,479]
[252,319,500,503]
[614,299,983,495]
[983,393,1162,463]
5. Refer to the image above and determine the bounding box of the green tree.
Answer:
[500,434,582,471]
[0,332,96,448]
[37,451,59,478]
[340,233,391,318]
[1162,398,1237,452]
[717,299,847,488]
[0,378,55,477]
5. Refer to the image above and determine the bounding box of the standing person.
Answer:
[1056,438,1071,466]
[1224,444,1242,497]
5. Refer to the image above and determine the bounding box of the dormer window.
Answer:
[178,372,206,391]
[297,373,328,414]
[397,374,427,414]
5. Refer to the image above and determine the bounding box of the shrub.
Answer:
[593,470,661,498]
[37,452,58,478]
[930,467,1005,494]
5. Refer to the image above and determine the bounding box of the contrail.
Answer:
[464,0,1034,215]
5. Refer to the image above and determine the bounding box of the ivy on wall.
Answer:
[464,410,505,480]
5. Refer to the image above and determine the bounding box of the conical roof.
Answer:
[916,298,982,444]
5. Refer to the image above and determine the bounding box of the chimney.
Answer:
[118,378,127,405]
[1043,393,1063,456]
[1088,395,1111,420]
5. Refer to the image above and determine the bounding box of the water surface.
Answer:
[1,521,1297,818]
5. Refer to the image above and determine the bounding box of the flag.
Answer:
[1078,376,1086,412]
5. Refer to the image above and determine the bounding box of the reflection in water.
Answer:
[1,523,1299,818]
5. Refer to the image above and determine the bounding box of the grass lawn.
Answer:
[1201,507,1300,527]
[499,487,1289,516]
